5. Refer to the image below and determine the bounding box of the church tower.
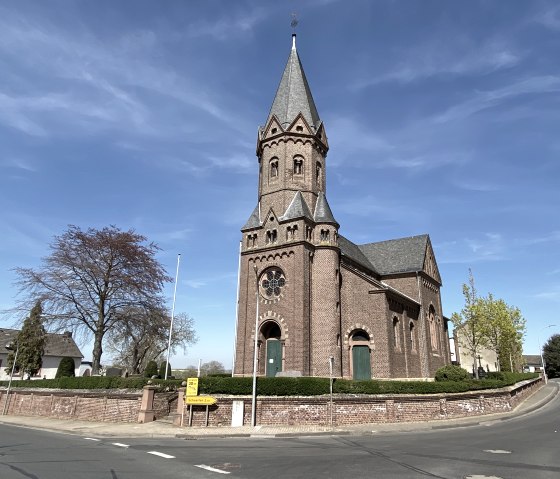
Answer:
[234,34,342,378]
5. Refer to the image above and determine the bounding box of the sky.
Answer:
[1,0,559,370]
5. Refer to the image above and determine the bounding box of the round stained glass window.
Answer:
[259,267,286,298]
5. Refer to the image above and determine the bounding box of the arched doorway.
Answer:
[261,321,283,377]
[350,330,371,380]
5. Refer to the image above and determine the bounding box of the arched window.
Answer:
[315,161,322,184]
[293,157,304,176]
[429,306,438,351]
[270,159,279,179]
[410,322,416,352]
[393,317,400,350]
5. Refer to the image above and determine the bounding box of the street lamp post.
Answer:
[2,343,19,416]
[251,264,260,427]
[538,324,556,384]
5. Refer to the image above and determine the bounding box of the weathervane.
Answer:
[291,13,298,32]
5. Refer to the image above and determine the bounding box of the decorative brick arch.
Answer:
[343,325,375,349]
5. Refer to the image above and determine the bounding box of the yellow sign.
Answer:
[185,396,217,406]
[186,378,199,397]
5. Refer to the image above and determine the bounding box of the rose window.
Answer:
[260,268,286,298]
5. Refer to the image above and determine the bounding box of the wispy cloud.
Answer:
[438,233,506,264]
[354,39,521,89]
[186,8,269,40]
[433,76,560,124]
[517,231,560,246]
[535,5,560,30]
[0,157,37,173]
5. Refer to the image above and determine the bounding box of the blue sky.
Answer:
[1,0,559,369]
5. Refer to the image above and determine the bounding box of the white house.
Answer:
[0,328,83,380]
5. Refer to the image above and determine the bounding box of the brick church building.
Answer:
[233,35,450,380]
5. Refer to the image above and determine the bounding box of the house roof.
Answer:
[339,235,378,273]
[0,328,83,358]
[523,355,542,366]
[266,35,321,131]
[241,204,261,231]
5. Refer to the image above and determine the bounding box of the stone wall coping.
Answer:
[0,387,143,399]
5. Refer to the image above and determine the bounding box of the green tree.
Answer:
[451,270,488,379]
[144,360,158,378]
[200,360,226,376]
[543,334,560,379]
[55,356,76,378]
[479,294,525,372]
[159,361,171,379]
[13,225,171,375]
[5,301,47,379]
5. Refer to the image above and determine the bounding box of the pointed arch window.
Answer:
[315,161,322,184]
[429,306,439,351]
[393,317,401,351]
[410,322,417,352]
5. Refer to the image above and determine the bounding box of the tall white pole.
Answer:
[251,264,259,427]
[164,254,181,380]
[538,324,556,384]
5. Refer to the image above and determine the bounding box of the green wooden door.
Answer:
[352,345,371,380]
[266,339,282,377]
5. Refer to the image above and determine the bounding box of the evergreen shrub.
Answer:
[144,360,158,378]
[435,365,469,382]
[55,357,76,378]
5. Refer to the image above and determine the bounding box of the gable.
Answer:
[423,239,442,284]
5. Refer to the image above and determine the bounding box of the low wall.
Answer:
[178,377,543,427]
[0,389,142,423]
[0,378,542,426]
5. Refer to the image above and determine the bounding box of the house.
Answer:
[451,329,499,375]
[0,328,83,380]
[522,355,543,373]
[233,34,450,380]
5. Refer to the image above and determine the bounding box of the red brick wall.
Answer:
[0,390,142,423]
[180,378,542,427]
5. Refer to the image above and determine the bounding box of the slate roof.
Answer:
[241,204,261,231]
[339,234,429,277]
[359,235,429,275]
[267,35,321,130]
[281,191,313,222]
[0,328,83,358]
[314,192,339,226]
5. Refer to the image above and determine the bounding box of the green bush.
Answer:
[485,371,506,380]
[55,357,76,378]
[0,372,540,395]
[144,360,158,378]
[435,365,469,382]
[159,361,171,379]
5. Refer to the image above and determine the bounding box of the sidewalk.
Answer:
[0,380,557,439]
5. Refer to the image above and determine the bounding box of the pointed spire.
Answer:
[281,191,313,221]
[241,204,261,231]
[267,36,320,130]
[314,192,339,226]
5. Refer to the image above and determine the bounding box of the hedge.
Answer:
[0,373,539,395]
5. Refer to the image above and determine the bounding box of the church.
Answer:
[233,35,450,380]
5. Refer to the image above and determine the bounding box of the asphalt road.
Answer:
[1,386,559,479]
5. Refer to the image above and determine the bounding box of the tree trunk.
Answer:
[92,331,104,375]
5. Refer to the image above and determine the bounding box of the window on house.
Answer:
[410,322,416,351]
[316,161,322,184]
[429,306,438,351]
[266,230,277,244]
[296,125,304,132]
[320,229,330,242]
[271,127,278,134]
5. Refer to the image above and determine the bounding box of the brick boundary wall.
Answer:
[0,389,142,423]
[0,377,542,425]
[177,377,543,427]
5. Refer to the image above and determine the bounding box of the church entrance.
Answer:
[262,321,283,377]
[351,330,371,380]
[266,339,282,377]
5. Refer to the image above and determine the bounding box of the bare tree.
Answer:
[13,225,171,374]
[105,307,197,374]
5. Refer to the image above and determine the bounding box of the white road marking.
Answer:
[483,449,511,454]
[112,442,130,448]
[84,438,100,441]
[465,476,504,479]
[195,464,231,474]
[147,451,175,459]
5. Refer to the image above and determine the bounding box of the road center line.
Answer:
[195,464,230,474]
[483,449,511,454]
[84,438,100,441]
[112,443,130,448]
[147,451,175,459]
